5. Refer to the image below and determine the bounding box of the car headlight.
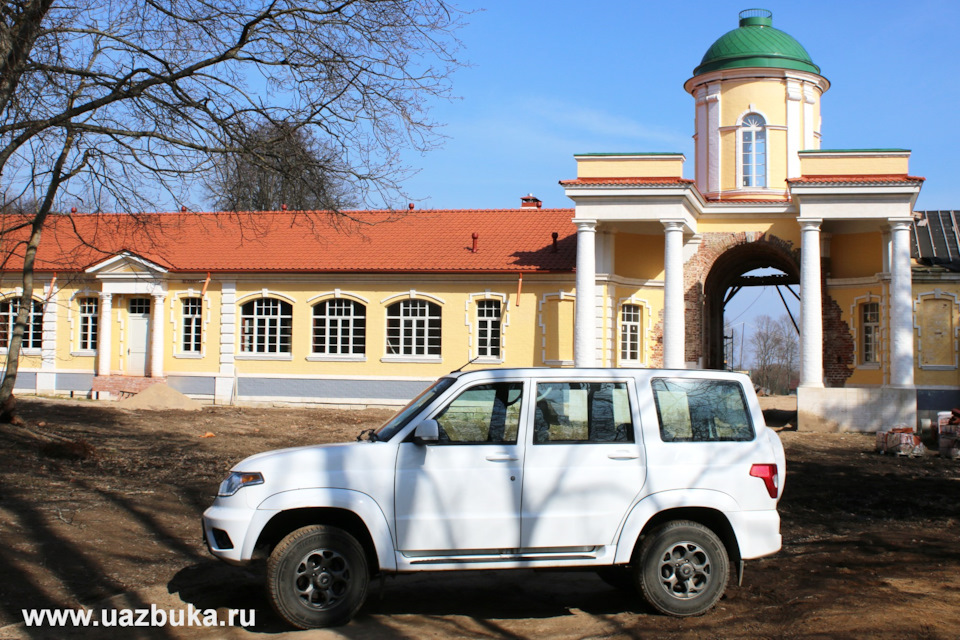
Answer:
[218,471,264,496]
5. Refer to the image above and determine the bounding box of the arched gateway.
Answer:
[561,9,923,431]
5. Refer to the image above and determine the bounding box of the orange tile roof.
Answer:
[0,209,578,274]
[787,174,926,185]
[559,176,695,187]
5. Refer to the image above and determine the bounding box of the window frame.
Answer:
[739,113,767,189]
[619,303,643,364]
[238,297,293,358]
[383,298,442,362]
[475,299,502,361]
[77,296,99,353]
[0,297,44,352]
[860,301,881,366]
[310,298,366,361]
[180,297,204,355]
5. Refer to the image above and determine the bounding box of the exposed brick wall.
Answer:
[92,375,166,398]
[822,285,855,387]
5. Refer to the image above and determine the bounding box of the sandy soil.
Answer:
[0,395,957,639]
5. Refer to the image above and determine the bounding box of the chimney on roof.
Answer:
[521,193,542,209]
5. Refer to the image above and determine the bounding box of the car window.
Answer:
[534,382,634,444]
[432,382,523,444]
[651,378,755,442]
[376,377,456,441]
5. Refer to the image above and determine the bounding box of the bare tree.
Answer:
[749,315,799,395]
[0,0,465,413]
[206,120,353,211]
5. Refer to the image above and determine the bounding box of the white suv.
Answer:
[203,368,785,629]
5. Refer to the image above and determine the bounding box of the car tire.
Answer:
[596,566,636,591]
[267,525,369,629]
[635,520,729,617]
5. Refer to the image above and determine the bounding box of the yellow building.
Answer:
[1,8,957,431]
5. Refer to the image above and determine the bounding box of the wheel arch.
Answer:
[256,507,383,576]
[615,491,743,572]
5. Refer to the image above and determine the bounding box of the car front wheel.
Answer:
[636,520,729,616]
[267,525,369,629]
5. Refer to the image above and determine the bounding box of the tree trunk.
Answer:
[0,217,44,415]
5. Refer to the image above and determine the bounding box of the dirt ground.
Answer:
[0,394,958,639]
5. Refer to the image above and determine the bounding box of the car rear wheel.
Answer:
[636,520,728,616]
[267,525,369,629]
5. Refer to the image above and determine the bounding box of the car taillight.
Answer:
[750,463,779,499]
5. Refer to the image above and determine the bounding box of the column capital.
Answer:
[662,219,685,232]
[98,292,113,302]
[573,218,597,232]
[798,218,822,230]
[887,219,914,232]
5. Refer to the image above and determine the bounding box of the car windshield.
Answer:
[374,377,456,441]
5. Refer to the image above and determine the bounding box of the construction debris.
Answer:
[116,383,203,411]
[875,425,924,457]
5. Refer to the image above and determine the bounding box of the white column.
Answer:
[799,220,824,387]
[574,219,597,367]
[97,292,113,377]
[150,293,165,378]
[889,221,915,387]
[662,220,685,369]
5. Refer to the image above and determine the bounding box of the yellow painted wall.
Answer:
[829,233,884,279]
[576,156,684,178]
[614,234,666,280]
[800,154,909,176]
[828,286,884,386]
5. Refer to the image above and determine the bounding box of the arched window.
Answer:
[740,113,766,188]
[0,298,43,350]
[386,299,441,357]
[313,298,366,355]
[240,298,292,353]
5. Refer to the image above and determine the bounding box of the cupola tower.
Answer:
[684,9,830,200]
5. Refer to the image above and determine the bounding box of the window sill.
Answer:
[70,350,97,357]
[474,356,503,365]
[919,365,957,371]
[857,363,881,370]
[307,355,366,362]
[236,353,293,361]
[0,349,41,356]
[381,355,442,364]
[174,352,205,359]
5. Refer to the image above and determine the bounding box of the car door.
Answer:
[395,380,526,554]
[520,379,646,550]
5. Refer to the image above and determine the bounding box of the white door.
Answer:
[520,380,646,549]
[395,381,525,553]
[127,298,151,376]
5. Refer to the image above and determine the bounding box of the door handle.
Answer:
[608,451,640,460]
[485,454,518,462]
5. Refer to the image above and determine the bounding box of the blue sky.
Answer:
[398,0,960,365]
[401,0,960,211]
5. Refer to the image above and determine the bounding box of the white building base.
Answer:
[797,386,917,432]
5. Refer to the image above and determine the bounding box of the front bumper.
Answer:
[202,503,278,565]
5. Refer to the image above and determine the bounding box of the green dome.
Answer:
[693,9,820,76]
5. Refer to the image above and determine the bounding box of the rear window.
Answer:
[651,378,754,442]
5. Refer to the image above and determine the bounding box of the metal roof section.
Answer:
[693,9,821,76]
[913,211,960,271]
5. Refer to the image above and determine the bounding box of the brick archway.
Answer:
[692,233,800,370]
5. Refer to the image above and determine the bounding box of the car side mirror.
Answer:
[412,419,439,445]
